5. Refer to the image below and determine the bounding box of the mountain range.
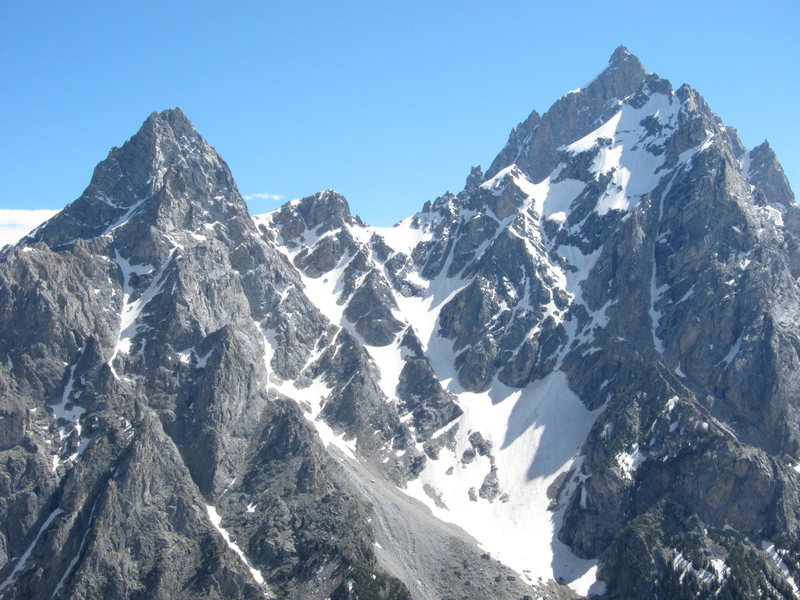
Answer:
[1,46,798,599]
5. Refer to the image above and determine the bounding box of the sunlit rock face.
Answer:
[2,48,799,600]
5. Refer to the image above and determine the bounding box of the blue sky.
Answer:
[1,1,797,227]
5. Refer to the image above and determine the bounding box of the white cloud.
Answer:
[243,192,284,202]
[0,209,59,247]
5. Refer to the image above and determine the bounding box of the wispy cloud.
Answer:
[0,208,59,247]
[243,192,284,202]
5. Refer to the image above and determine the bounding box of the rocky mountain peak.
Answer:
[748,140,795,206]
[463,165,485,194]
[485,46,650,182]
[268,189,355,244]
[141,106,194,134]
[4,48,800,600]
[25,108,248,249]
[607,44,644,73]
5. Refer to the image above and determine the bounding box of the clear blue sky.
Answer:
[1,1,797,226]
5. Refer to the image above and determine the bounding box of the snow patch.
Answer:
[256,321,358,460]
[108,249,170,378]
[761,541,800,597]
[616,444,646,480]
[0,508,64,594]
[404,371,603,594]
[723,336,742,364]
[206,505,268,589]
[762,204,785,227]
[362,336,406,401]
[565,93,679,216]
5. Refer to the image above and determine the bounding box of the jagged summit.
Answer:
[267,189,355,246]
[592,44,648,96]
[607,45,643,69]
[748,139,796,207]
[463,165,485,194]
[24,107,247,249]
[131,106,214,161]
[143,106,192,127]
[485,46,651,182]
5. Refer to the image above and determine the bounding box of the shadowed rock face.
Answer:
[2,47,800,600]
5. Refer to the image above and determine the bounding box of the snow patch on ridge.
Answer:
[616,443,647,480]
[255,320,357,460]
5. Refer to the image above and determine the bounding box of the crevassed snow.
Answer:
[206,505,268,589]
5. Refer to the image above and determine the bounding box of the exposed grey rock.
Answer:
[748,141,794,205]
[486,45,648,183]
[4,45,800,600]
[396,352,462,441]
[0,110,408,600]
[343,271,405,346]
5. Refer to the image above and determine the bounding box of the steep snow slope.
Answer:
[258,201,603,591]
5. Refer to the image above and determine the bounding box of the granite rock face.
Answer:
[0,110,409,600]
[2,47,800,600]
